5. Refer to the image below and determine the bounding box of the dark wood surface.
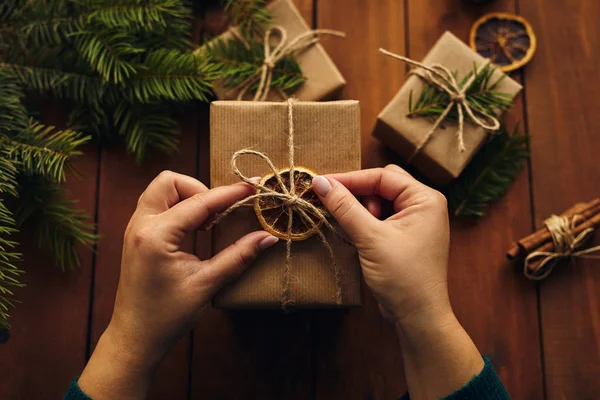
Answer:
[1,0,598,399]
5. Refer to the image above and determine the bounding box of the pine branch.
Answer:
[3,120,91,183]
[14,176,97,271]
[113,101,179,163]
[443,124,529,217]
[1,61,106,103]
[408,64,513,124]
[72,28,142,83]
[128,49,216,103]
[221,0,271,39]
[0,200,23,330]
[205,37,305,95]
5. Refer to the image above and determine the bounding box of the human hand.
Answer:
[79,171,278,399]
[312,165,451,326]
[312,166,484,400]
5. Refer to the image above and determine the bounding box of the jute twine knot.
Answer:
[205,99,348,308]
[235,25,345,102]
[524,215,600,280]
[379,48,501,163]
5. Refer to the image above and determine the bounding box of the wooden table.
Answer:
[2,0,599,399]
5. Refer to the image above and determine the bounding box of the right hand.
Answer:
[311,165,451,326]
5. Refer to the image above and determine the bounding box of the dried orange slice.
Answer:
[469,12,536,72]
[254,167,326,241]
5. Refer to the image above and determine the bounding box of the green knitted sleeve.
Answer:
[63,378,92,400]
[399,357,511,400]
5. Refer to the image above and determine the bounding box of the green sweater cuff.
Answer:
[63,378,92,400]
[399,356,510,400]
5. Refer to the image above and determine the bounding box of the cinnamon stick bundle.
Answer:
[507,198,600,260]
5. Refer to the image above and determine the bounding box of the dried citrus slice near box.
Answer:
[469,12,536,72]
[254,166,326,241]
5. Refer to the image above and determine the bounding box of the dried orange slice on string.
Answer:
[469,12,536,72]
[254,167,327,241]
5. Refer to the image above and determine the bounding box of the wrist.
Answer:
[78,326,157,399]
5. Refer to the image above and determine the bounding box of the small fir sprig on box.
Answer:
[443,124,530,217]
[408,63,513,124]
[204,37,305,96]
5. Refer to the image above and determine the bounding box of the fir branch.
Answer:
[0,200,23,330]
[15,177,97,271]
[128,49,216,103]
[206,38,305,95]
[1,61,106,103]
[113,101,179,163]
[79,0,191,29]
[443,124,529,217]
[3,120,90,183]
[72,28,142,83]
[221,0,271,39]
[408,64,513,124]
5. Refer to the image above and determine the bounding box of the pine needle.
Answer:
[443,124,530,217]
[205,37,305,96]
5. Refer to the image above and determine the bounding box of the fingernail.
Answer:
[249,176,261,184]
[312,176,332,196]
[259,235,279,250]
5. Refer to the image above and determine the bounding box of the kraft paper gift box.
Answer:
[207,0,345,101]
[374,31,523,185]
[210,100,361,308]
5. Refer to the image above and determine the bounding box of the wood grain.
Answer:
[0,107,98,398]
[90,117,198,400]
[520,0,600,398]
[408,1,543,398]
[191,3,316,399]
[315,1,407,398]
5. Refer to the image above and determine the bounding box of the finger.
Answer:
[324,167,429,212]
[312,175,378,241]
[161,182,256,233]
[203,231,279,289]
[362,195,382,219]
[137,171,208,214]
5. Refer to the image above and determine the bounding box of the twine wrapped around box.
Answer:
[209,99,361,309]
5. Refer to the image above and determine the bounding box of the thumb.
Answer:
[312,176,376,241]
[203,230,279,289]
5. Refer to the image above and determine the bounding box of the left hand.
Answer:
[79,171,278,399]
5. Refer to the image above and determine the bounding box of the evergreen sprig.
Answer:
[0,66,97,328]
[443,124,530,217]
[205,37,305,96]
[1,0,211,160]
[408,64,513,124]
[221,0,271,39]
[15,176,97,271]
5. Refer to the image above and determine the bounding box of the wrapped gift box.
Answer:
[207,0,345,101]
[374,31,523,185]
[210,100,361,308]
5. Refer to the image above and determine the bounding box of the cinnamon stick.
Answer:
[507,198,600,260]
[525,211,600,276]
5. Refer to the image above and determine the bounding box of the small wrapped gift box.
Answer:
[207,0,345,101]
[374,31,523,185]
[210,100,361,308]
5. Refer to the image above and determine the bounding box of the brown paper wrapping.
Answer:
[375,31,523,185]
[210,100,361,308]
[208,0,345,101]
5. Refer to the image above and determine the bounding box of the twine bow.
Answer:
[235,25,345,102]
[379,49,501,163]
[205,99,346,308]
[524,215,600,280]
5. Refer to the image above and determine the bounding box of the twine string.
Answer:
[235,25,345,102]
[205,99,345,307]
[524,215,600,280]
[379,48,501,164]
